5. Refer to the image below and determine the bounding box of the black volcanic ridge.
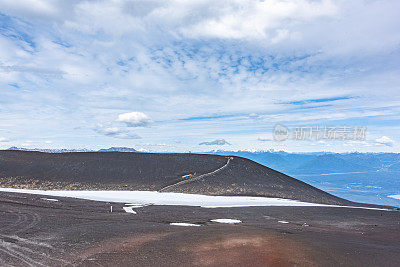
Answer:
[0,150,360,206]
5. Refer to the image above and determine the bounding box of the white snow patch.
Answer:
[0,188,329,208]
[211,219,242,224]
[278,220,289,224]
[125,204,146,208]
[388,195,400,200]
[170,223,201,227]
[40,198,58,202]
[122,207,137,214]
[0,188,393,211]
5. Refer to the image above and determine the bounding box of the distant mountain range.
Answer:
[6,146,137,153]
[98,147,138,152]
[206,150,400,175]
[6,147,94,153]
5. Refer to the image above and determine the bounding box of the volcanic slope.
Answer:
[0,150,356,205]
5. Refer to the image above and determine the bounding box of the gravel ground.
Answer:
[0,191,399,266]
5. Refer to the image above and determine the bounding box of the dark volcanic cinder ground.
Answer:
[1,150,400,266]
[0,150,359,205]
[0,191,399,266]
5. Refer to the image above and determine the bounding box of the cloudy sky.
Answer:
[0,0,399,152]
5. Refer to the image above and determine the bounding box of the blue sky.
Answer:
[0,0,400,152]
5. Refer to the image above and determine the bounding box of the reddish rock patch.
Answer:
[181,233,317,267]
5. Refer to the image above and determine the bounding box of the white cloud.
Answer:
[344,140,372,147]
[94,124,141,139]
[375,136,396,147]
[117,112,152,127]
[258,137,272,142]
[0,0,58,18]
[179,0,337,40]
[0,0,399,152]
[0,137,9,142]
[249,113,261,120]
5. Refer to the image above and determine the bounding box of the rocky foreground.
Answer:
[0,150,399,266]
[0,191,399,266]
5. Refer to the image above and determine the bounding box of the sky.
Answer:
[0,0,400,153]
